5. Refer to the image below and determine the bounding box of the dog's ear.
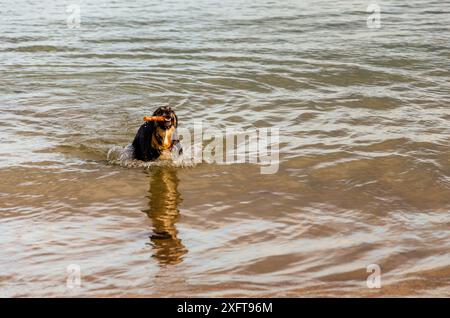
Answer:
[173,112,178,128]
[153,106,164,116]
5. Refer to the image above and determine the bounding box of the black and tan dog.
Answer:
[132,106,182,161]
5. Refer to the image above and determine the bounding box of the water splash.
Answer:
[107,143,201,169]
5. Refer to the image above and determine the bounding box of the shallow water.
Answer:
[1,0,449,297]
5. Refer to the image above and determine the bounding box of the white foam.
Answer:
[106,143,200,169]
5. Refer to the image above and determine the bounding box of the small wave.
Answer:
[4,45,71,53]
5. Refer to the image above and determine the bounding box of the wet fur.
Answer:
[132,107,182,161]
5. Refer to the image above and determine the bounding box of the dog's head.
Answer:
[150,106,179,152]
[152,106,178,130]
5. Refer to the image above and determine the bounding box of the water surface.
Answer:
[0,0,449,297]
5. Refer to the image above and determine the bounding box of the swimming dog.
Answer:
[132,106,182,161]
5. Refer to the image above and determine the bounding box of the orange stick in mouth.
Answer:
[143,116,166,122]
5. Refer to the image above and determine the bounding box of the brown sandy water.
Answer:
[0,0,449,297]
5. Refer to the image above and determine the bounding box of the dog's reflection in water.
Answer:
[143,167,187,266]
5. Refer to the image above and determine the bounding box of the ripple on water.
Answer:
[0,0,449,297]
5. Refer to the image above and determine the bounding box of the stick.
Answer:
[143,116,166,122]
